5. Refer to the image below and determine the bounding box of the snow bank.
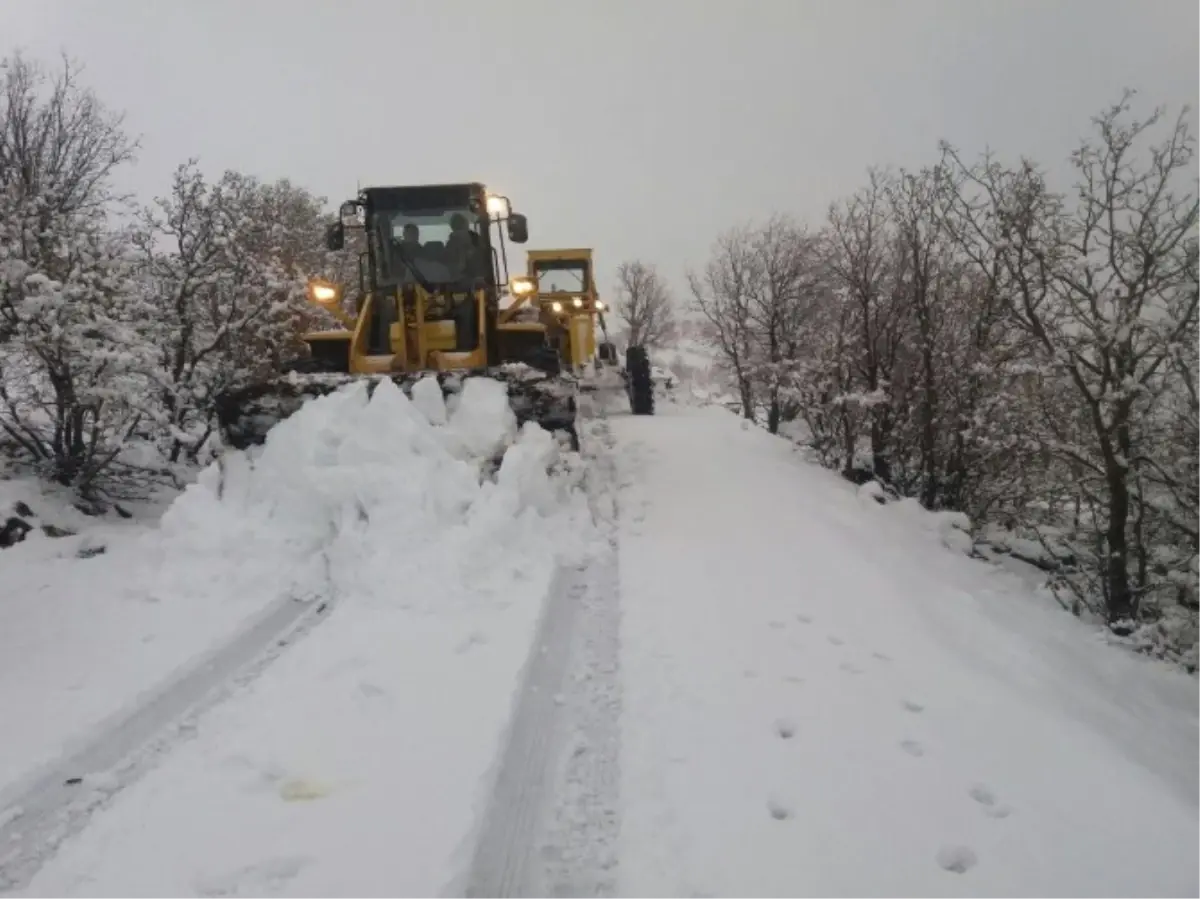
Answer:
[14,377,600,896]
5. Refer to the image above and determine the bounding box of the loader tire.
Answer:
[626,345,654,416]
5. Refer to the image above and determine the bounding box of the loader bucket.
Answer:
[214,366,580,452]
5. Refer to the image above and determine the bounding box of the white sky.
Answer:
[2,0,1196,300]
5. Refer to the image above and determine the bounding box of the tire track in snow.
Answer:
[0,586,336,894]
[540,417,623,896]
[462,562,585,898]
[464,408,623,898]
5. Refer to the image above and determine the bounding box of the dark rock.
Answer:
[0,516,33,548]
[76,545,107,559]
[13,501,34,518]
[41,524,77,539]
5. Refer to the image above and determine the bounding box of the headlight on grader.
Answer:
[551,301,563,313]
[595,300,606,311]
[573,297,584,308]
[510,276,537,297]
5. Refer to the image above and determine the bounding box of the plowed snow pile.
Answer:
[3,376,601,895]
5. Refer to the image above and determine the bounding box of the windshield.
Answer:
[533,259,589,293]
[375,207,490,288]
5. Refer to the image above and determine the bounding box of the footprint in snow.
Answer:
[766,797,793,820]
[455,631,488,654]
[783,675,805,685]
[796,613,813,625]
[935,844,978,874]
[196,856,311,896]
[872,651,892,662]
[839,661,864,675]
[357,681,387,700]
[969,784,1013,818]
[774,717,797,739]
[768,620,787,630]
[902,699,925,714]
[827,635,845,646]
[899,739,925,757]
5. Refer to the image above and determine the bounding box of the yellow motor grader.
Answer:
[500,247,653,415]
[215,182,582,449]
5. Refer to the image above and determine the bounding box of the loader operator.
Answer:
[445,213,482,281]
[445,212,483,351]
[399,222,422,253]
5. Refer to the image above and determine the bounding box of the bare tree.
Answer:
[689,228,758,419]
[615,259,676,348]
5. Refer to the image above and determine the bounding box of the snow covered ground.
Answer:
[0,474,246,799]
[1,388,1195,897]
[2,376,602,896]
[612,403,1198,898]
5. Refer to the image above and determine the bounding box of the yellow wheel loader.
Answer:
[214,182,582,450]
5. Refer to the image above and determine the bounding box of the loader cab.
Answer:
[322,182,529,367]
[325,183,528,295]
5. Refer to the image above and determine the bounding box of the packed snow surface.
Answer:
[5,377,599,896]
[611,404,1197,898]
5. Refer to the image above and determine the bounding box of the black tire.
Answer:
[626,345,654,415]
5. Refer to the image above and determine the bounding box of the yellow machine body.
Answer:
[499,247,609,371]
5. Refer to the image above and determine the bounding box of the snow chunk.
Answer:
[445,377,517,460]
[411,374,448,426]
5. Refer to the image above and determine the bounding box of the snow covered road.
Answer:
[2,389,1195,898]
[611,403,1198,898]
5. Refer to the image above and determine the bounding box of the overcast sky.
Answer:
[2,0,1196,299]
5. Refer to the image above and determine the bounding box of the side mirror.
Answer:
[325,221,346,252]
[507,212,529,244]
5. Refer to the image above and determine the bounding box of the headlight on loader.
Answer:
[510,276,537,297]
[573,297,583,308]
[310,282,339,303]
[487,194,511,217]
[551,301,563,313]
[595,300,606,311]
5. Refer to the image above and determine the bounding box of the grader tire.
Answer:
[626,345,654,416]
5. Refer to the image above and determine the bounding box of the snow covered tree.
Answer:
[133,162,318,462]
[0,51,153,495]
[822,170,910,482]
[941,91,1198,651]
[614,259,676,349]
